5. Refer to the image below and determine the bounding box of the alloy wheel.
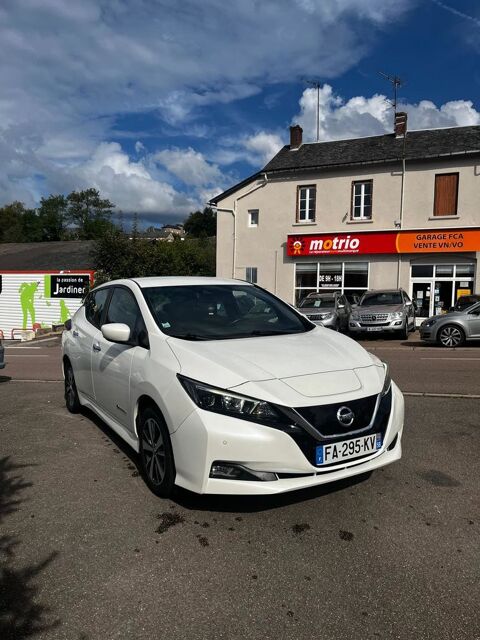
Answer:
[439,326,463,347]
[141,418,166,485]
[65,368,75,407]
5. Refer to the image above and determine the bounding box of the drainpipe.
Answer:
[396,119,407,288]
[210,173,268,280]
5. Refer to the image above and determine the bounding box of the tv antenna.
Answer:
[304,78,321,142]
[379,71,403,113]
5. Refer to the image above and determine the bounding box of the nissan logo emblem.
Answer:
[337,406,355,427]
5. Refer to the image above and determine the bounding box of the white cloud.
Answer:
[66,142,196,220]
[243,133,285,166]
[154,148,224,188]
[293,85,480,142]
[212,131,285,168]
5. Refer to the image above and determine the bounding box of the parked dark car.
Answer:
[296,291,351,331]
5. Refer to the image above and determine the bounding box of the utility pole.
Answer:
[304,78,321,142]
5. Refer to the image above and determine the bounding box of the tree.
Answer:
[37,195,68,241]
[0,202,34,242]
[183,206,216,238]
[66,188,116,239]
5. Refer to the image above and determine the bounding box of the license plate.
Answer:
[366,326,383,332]
[316,433,382,466]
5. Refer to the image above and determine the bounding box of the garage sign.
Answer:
[287,228,480,256]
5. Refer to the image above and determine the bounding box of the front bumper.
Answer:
[170,382,404,495]
[349,319,406,334]
[419,325,437,342]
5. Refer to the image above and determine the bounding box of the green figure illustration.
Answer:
[19,281,39,329]
[59,300,71,324]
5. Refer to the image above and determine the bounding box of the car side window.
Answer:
[106,287,146,340]
[85,289,110,329]
[403,292,411,303]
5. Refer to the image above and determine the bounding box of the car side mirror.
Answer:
[101,323,131,343]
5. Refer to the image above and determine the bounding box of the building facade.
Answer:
[211,116,480,324]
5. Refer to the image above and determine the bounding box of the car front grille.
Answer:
[306,314,324,321]
[285,388,393,468]
[359,313,389,323]
[295,394,378,437]
[359,322,390,327]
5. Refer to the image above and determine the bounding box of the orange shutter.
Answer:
[434,174,458,216]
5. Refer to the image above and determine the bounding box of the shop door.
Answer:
[412,282,432,324]
[434,281,453,315]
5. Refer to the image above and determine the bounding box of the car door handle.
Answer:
[93,343,101,352]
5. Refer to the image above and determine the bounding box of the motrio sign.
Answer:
[287,228,480,257]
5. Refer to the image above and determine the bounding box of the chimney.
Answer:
[394,111,407,138]
[289,124,303,149]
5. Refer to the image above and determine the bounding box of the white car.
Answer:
[62,277,404,497]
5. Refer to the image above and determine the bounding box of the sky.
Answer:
[1,0,480,226]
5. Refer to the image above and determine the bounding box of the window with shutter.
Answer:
[433,173,458,216]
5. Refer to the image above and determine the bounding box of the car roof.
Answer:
[363,289,402,295]
[94,276,251,289]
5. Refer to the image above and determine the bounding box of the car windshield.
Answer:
[299,297,335,309]
[360,292,402,306]
[142,284,313,340]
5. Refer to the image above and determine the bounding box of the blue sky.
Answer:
[1,0,479,226]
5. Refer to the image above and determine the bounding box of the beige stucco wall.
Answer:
[215,156,480,304]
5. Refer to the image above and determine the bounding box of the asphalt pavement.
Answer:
[1,334,479,639]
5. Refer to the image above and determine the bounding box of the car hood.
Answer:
[424,311,464,322]
[356,304,404,314]
[167,327,377,394]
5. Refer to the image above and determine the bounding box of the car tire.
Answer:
[64,361,81,414]
[438,324,465,348]
[138,406,176,498]
[400,323,408,340]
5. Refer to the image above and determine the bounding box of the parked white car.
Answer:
[62,277,404,497]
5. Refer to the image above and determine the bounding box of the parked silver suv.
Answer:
[420,301,480,347]
[296,291,351,331]
[349,289,416,339]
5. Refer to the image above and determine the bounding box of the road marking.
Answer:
[6,354,49,358]
[404,392,480,399]
[420,357,480,361]
[6,346,44,350]
[3,379,62,383]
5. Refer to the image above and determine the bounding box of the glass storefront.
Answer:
[410,263,475,324]
[295,261,369,305]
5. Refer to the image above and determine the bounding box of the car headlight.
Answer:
[368,353,391,396]
[320,312,334,320]
[390,312,404,320]
[423,318,437,327]
[381,363,391,396]
[350,311,360,320]
[177,375,297,429]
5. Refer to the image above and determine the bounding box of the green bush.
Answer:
[92,231,216,282]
